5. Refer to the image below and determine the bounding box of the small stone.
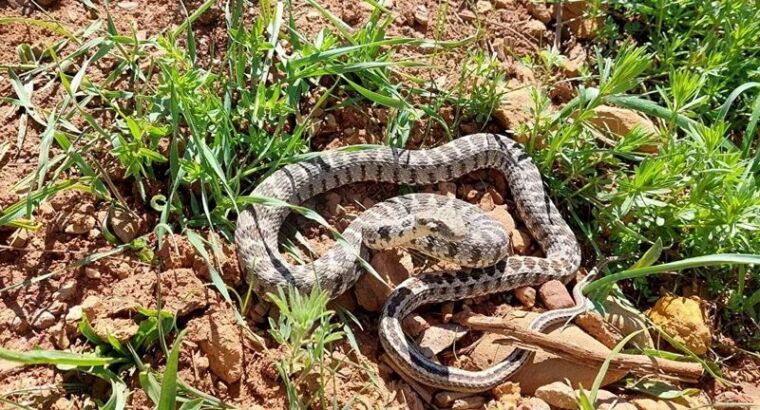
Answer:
[403,315,430,337]
[187,305,243,384]
[418,323,468,358]
[195,355,209,370]
[65,305,83,322]
[117,1,138,9]
[479,192,496,211]
[475,0,493,13]
[84,267,101,279]
[514,286,536,308]
[55,281,77,301]
[494,0,513,9]
[487,188,504,205]
[494,88,534,130]
[61,213,96,234]
[490,206,516,232]
[524,19,547,37]
[629,396,690,410]
[33,310,57,330]
[563,1,602,39]
[452,395,486,409]
[646,295,711,355]
[493,381,521,406]
[510,229,532,254]
[414,5,429,26]
[435,391,477,407]
[517,397,551,410]
[526,1,552,23]
[109,208,144,243]
[534,382,576,409]
[52,323,70,349]
[538,280,574,309]
[441,302,455,322]
[354,249,414,312]
[7,229,30,248]
[459,9,476,21]
[325,192,343,217]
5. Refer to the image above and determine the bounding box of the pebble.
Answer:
[434,391,476,407]
[55,281,77,301]
[414,5,429,26]
[109,208,143,243]
[354,249,414,312]
[475,0,493,14]
[517,397,551,410]
[493,381,521,407]
[479,192,496,211]
[538,280,574,309]
[459,9,476,21]
[494,0,513,9]
[514,286,536,308]
[8,229,30,248]
[84,267,101,279]
[437,182,457,198]
[65,305,83,322]
[417,323,468,358]
[33,310,57,330]
[452,395,486,409]
[647,295,711,355]
[510,229,532,254]
[402,315,430,337]
[490,206,516,232]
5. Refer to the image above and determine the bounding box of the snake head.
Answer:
[416,209,468,240]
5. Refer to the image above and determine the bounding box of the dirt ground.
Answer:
[1,0,759,409]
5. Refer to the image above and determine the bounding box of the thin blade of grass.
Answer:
[157,329,187,410]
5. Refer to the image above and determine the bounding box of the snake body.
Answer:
[235,133,582,392]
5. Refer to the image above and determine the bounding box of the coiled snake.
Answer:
[235,133,583,392]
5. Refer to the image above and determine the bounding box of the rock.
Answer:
[646,295,711,355]
[403,315,430,337]
[435,391,477,407]
[33,310,56,330]
[469,311,626,394]
[490,206,516,232]
[514,286,536,308]
[479,192,496,211]
[493,381,521,408]
[55,281,77,301]
[562,1,603,39]
[563,43,587,76]
[526,1,552,23]
[535,382,622,410]
[494,88,534,130]
[523,20,547,38]
[534,382,576,409]
[600,400,637,410]
[494,0,513,9]
[487,188,504,205]
[159,269,209,317]
[65,305,83,322]
[517,397,551,410]
[414,5,429,25]
[459,9,476,21]
[187,304,243,384]
[355,249,414,312]
[418,323,468,358]
[550,81,576,103]
[59,211,96,234]
[538,280,574,309]
[590,106,659,151]
[84,267,101,279]
[109,208,145,243]
[453,395,486,409]
[510,229,532,255]
[575,312,623,349]
[7,229,30,248]
[475,0,493,13]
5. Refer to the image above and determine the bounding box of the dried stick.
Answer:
[454,312,703,383]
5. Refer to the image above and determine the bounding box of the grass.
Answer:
[1,0,760,408]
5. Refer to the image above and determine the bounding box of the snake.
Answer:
[235,133,583,392]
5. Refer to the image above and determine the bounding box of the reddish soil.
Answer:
[1,0,758,409]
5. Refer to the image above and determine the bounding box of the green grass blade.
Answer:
[0,346,124,367]
[158,329,187,410]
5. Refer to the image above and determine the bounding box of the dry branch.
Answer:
[453,312,703,383]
